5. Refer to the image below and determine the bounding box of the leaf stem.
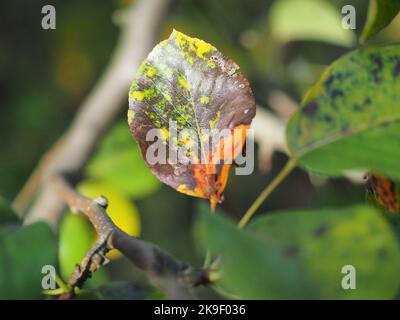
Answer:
[238,158,297,229]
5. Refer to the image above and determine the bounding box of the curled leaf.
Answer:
[128,30,256,209]
[269,0,355,47]
[360,0,400,44]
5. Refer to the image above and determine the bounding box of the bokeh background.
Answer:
[1,0,400,299]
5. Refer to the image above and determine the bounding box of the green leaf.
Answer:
[128,30,256,206]
[198,205,400,299]
[198,210,311,299]
[360,0,400,44]
[0,222,57,299]
[87,122,160,199]
[269,0,355,47]
[58,212,109,287]
[248,205,400,299]
[59,212,95,280]
[287,45,400,179]
[0,196,19,225]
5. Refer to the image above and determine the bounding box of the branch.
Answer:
[54,174,210,300]
[252,106,289,172]
[16,0,171,226]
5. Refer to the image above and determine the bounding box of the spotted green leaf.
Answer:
[360,0,400,44]
[199,204,400,299]
[287,45,400,179]
[128,30,256,208]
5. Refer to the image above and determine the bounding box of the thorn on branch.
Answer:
[94,195,108,209]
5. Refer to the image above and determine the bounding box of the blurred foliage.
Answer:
[1,0,400,300]
[0,196,20,224]
[269,0,355,47]
[86,122,160,198]
[198,204,400,299]
[59,211,96,281]
[360,0,400,43]
[0,200,57,299]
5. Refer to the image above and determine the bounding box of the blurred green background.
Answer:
[1,0,400,299]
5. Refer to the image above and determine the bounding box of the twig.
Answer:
[16,0,171,226]
[54,174,210,300]
[267,89,297,121]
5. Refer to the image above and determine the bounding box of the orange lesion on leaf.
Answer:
[367,174,399,213]
[176,124,249,211]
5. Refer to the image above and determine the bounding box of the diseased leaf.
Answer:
[360,0,400,43]
[198,204,400,299]
[286,45,400,179]
[128,30,256,208]
[269,0,355,47]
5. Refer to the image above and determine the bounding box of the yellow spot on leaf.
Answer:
[144,87,156,100]
[127,109,135,124]
[164,92,173,104]
[194,38,213,58]
[178,75,190,91]
[177,184,205,198]
[209,111,220,129]
[130,91,145,101]
[159,127,170,141]
[201,134,209,142]
[207,61,216,68]
[146,66,156,77]
[173,30,214,59]
[200,96,210,104]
